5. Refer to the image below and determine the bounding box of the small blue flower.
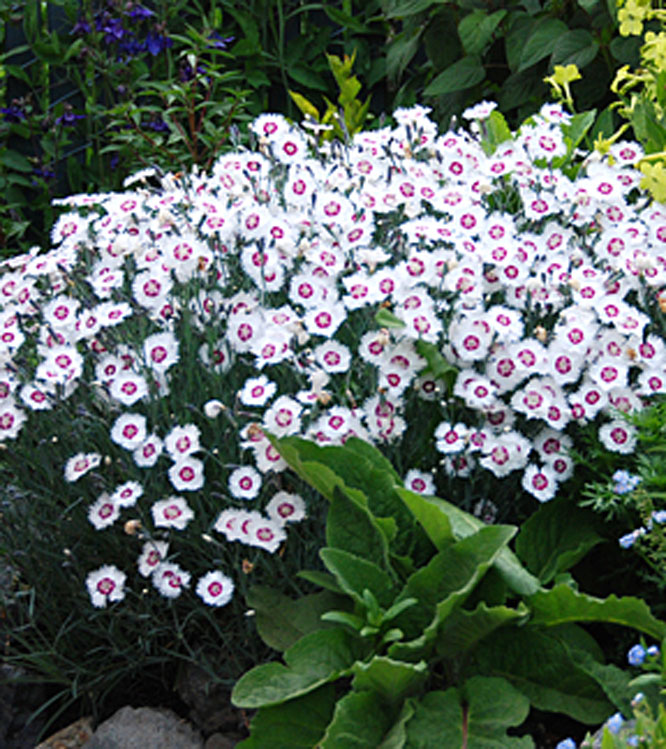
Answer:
[619,528,646,548]
[647,645,660,657]
[627,643,646,666]
[631,691,645,707]
[652,510,666,524]
[555,739,576,749]
[606,712,624,734]
[626,737,639,747]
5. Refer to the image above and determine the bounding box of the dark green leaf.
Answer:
[351,656,427,704]
[562,109,597,152]
[518,18,569,72]
[405,677,533,747]
[384,0,440,18]
[424,55,485,96]
[0,150,32,173]
[246,586,346,652]
[378,701,415,748]
[323,6,370,32]
[551,29,599,70]
[458,10,507,56]
[320,691,394,748]
[471,628,614,723]
[395,489,541,596]
[288,65,329,92]
[436,601,529,658]
[528,584,666,640]
[386,28,423,83]
[238,684,335,748]
[232,628,368,708]
[320,548,397,608]
[399,489,455,551]
[328,486,392,571]
[515,500,603,584]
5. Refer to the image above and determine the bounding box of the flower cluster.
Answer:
[2,101,666,610]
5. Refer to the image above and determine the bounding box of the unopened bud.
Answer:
[204,399,225,418]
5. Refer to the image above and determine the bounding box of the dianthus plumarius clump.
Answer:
[0,102,665,609]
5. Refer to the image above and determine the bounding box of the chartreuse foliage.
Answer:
[289,51,372,142]
[232,437,666,747]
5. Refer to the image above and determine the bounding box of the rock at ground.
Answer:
[35,716,93,748]
[0,664,47,749]
[82,706,204,749]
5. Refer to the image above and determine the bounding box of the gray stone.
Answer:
[83,706,204,749]
[175,663,239,736]
[204,734,237,749]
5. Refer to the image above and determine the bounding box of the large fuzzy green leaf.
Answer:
[405,677,533,748]
[246,586,346,652]
[396,489,540,596]
[351,656,427,705]
[470,628,615,723]
[389,526,516,659]
[435,602,529,659]
[237,684,336,748]
[232,628,369,708]
[320,691,396,748]
[327,486,392,572]
[515,500,603,584]
[320,548,398,608]
[527,584,666,640]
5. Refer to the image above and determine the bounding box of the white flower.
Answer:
[521,464,558,502]
[110,481,143,508]
[110,413,147,450]
[203,399,226,418]
[64,452,102,483]
[244,516,287,553]
[109,372,149,406]
[164,424,201,460]
[239,375,277,407]
[133,433,163,467]
[151,496,195,530]
[262,396,302,437]
[196,570,235,607]
[0,400,26,440]
[404,469,435,496]
[143,331,179,373]
[168,457,205,491]
[265,492,306,524]
[88,493,119,530]
[462,101,497,121]
[599,419,637,454]
[152,562,190,599]
[86,564,126,608]
[137,540,169,578]
[229,466,262,500]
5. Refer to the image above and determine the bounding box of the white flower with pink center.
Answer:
[168,457,205,492]
[133,433,163,467]
[143,331,179,374]
[88,493,120,530]
[434,421,469,454]
[152,562,191,599]
[196,570,234,607]
[229,465,262,500]
[165,424,201,460]
[137,540,169,578]
[265,491,306,525]
[244,516,287,553]
[404,469,435,496]
[110,480,143,508]
[64,452,102,482]
[110,413,147,450]
[86,564,126,608]
[0,399,26,440]
[521,464,558,502]
[263,395,302,437]
[109,372,149,406]
[598,419,637,454]
[151,496,195,530]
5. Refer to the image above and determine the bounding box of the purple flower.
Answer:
[128,5,154,19]
[0,105,25,123]
[71,18,92,35]
[55,109,85,127]
[208,32,234,50]
[145,31,171,56]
